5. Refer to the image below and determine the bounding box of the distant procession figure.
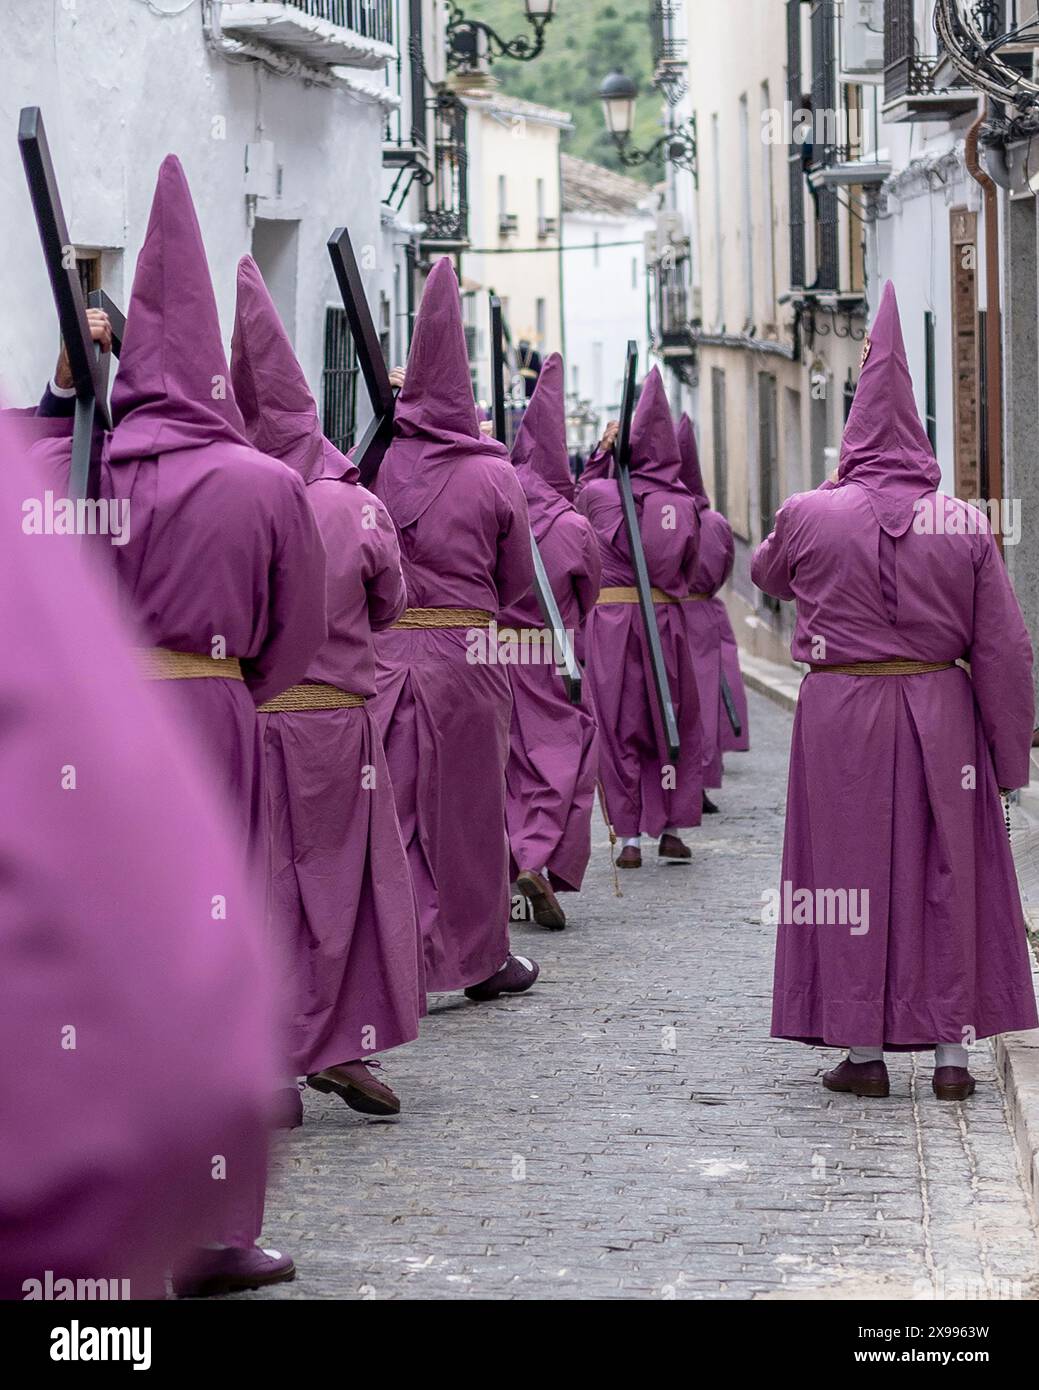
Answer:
[578,368,705,869]
[231,257,423,1120]
[753,283,1038,1102]
[675,412,750,802]
[369,259,540,1002]
[502,352,601,930]
[29,156,328,1294]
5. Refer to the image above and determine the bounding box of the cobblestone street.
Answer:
[251,690,1039,1301]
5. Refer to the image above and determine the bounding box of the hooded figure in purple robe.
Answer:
[753,283,1038,1102]
[231,256,421,1117]
[369,259,539,1001]
[676,412,750,792]
[578,368,704,866]
[0,416,276,1301]
[501,353,601,930]
[27,157,326,1289]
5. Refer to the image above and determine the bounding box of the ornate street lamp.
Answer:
[599,68,699,182]
[446,0,559,74]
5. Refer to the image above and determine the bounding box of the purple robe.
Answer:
[753,282,1038,1049]
[0,417,275,1299]
[231,256,422,1074]
[676,412,749,784]
[30,157,327,875]
[501,353,601,890]
[578,369,704,837]
[370,259,534,992]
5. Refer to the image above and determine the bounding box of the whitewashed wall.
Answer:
[0,0,396,425]
[561,207,652,429]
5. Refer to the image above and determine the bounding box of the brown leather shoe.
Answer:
[702,793,720,814]
[307,1060,400,1116]
[615,844,642,869]
[822,1057,890,1098]
[516,869,566,930]
[658,832,692,861]
[932,1066,976,1101]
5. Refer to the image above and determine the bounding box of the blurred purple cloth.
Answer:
[579,369,704,837]
[754,282,1038,1049]
[370,259,533,991]
[0,415,276,1300]
[232,256,422,1073]
[502,353,600,890]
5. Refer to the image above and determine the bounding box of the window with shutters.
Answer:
[321,306,359,454]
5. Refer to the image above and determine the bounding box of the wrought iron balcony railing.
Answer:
[271,0,393,45]
[221,0,395,67]
[421,92,469,250]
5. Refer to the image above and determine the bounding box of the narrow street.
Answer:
[252,690,1039,1301]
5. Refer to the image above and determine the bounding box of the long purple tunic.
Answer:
[501,353,601,890]
[370,260,534,992]
[753,283,1038,1049]
[676,413,749,784]
[579,369,704,838]
[231,256,422,1074]
[0,417,275,1299]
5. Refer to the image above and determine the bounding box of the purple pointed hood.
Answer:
[511,352,573,536]
[512,353,574,502]
[379,259,507,527]
[837,281,940,536]
[628,367,688,500]
[677,412,708,511]
[231,256,354,485]
[108,156,250,462]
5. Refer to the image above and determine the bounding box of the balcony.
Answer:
[650,255,697,382]
[537,216,558,239]
[882,0,980,122]
[220,1,395,69]
[420,93,469,252]
[498,213,519,238]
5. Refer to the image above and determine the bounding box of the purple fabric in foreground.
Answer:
[232,256,422,1074]
[579,369,704,837]
[370,259,534,992]
[0,416,275,1299]
[753,282,1037,1049]
[502,354,600,890]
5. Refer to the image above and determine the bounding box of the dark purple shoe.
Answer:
[932,1067,976,1101]
[465,954,540,1002]
[307,1060,400,1116]
[822,1057,890,1098]
[174,1245,295,1298]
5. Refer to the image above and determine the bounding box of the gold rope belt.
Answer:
[137,647,244,681]
[258,683,366,713]
[597,586,682,606]
[391,607,493,630]
[809,660,957,677]
[682,593,711,602]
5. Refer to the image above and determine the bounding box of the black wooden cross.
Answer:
[613,341,681,763]
[490,296,582,706]
[18,107,112,502]
[326,227,396,487]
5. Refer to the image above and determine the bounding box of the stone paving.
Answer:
[247,689,1039,1300]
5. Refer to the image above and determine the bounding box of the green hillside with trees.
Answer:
[465,1,661,181]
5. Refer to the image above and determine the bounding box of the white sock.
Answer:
[662,826,680,836]
[849,1047,883,1064]
[622,836,641,849]
[935,1044,969,1069]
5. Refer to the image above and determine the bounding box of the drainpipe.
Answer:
[965,106,1004,554]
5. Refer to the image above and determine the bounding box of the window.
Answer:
[758,372,779,541]
[711,113,724,327]
[810,1,839,291]
[536,177,545,222]
[738,92,754,327]
[498,174,508,219]
[632,257,638,290]
[536,297,547,344]
[408,0,426,149]
[322,306,358,453]
[787,0,806,290]
[711,367,728,520]
[760,81,777,319]
[378,292,391,366]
